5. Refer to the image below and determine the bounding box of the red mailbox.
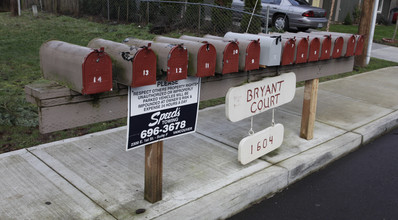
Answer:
[88,38,156,87]
[123,38,188,82]
[154,36,216,77]
[280,38,296,65]
[204,34,260,71]
[289,33,320,62]
[330,35,344,58]
[311,33,343,59]
[342,34,356,57]
[354,35,365,56]
[317,32,356,57]
[40,40,113,95]
[179,35,239,74]
[291,36,309,64]
[306,36,321,62]
[313,34,332,60]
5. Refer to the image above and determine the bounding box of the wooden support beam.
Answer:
[145,141,163,203]
[25,58,354,134]
[300,78,319,140]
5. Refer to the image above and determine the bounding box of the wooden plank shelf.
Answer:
[25,57,354,134]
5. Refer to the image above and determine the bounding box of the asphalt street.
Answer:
[229,127,398,220]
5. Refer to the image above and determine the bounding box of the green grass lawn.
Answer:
[325,24,398,47]
[0,11,397,154]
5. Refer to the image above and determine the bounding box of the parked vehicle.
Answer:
[232,0,328,31]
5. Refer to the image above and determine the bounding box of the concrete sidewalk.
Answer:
[371,42,398,62]
[1,66,398,219]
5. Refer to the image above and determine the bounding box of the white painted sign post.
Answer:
[225,72,296,165]
[225,72,296,122]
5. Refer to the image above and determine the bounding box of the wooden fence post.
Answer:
[144,141,163,203]
[300,78,319,140]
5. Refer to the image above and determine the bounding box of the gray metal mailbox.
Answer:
[40,40,113,95]
[224,32,282,67]
[123,38,188,82]
[179,35,239,74]
[154,36,216,77]
[88,38,157,87]
[204,34,260,71]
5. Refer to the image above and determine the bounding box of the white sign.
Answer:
[238,123,284,165]
[126,77,201,150]
[225,72,296,122]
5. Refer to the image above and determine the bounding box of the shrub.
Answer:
[352,4,361,24]
[344,13,352,25]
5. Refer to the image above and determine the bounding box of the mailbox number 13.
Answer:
[205,63,210,69]
[143,70,149,76]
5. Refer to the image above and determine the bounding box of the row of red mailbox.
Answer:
[39,31,364,95]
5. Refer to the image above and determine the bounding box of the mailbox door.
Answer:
[345,35,356,57]
[245,40,260,71]
[331,37,344,58]
[265,37,282,66]
[295,38,309,64]
[167,45,188,82]
[132,48,157,87]
[355,35,365,56]
[281,39,295,65]
[308,37,320,62]
[222,42,240,74]
[196,44,216,77]
[82,50,113,94]
[319,37,332,60]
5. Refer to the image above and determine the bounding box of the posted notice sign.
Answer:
[225,72,296,122]
[126,77,200,150]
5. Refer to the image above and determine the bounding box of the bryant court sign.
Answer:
[126,77,200,150]
[225,72,296,164]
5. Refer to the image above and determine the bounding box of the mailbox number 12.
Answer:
[175,67,182,73]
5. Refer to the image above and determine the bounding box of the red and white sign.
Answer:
[225,72,296,122]
[238,123,284,165]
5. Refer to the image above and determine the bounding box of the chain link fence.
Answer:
[78,0,267,35]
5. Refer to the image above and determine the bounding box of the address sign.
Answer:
[225,72,296,122]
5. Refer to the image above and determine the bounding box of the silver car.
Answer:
[232,0,328,31]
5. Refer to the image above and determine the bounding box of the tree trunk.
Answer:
[10,0,18,16]
[355,0,376,67]
[326,0,336,31]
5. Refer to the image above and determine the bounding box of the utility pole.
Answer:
[355,0,376,67]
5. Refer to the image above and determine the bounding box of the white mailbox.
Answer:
[224,32,282,67]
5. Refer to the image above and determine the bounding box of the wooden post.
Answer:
[300,78,319,140]
[145,141,163,203]
[326,0,336,31]
[355,0,376,67]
